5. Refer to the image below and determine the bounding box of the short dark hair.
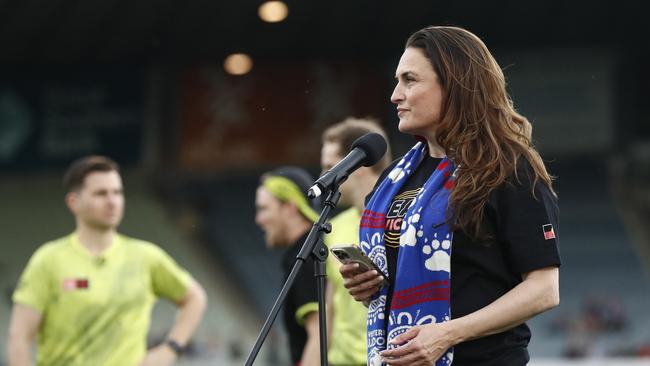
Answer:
[322,117,392,174]
[63,155,119,192]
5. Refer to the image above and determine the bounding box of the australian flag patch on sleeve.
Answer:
[543,224,556,240]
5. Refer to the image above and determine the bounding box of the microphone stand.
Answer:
[245,188,341,366]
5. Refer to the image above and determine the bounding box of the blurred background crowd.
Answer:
[1,0,649,365]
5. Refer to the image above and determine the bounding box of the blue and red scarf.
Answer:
[360,142,456,366]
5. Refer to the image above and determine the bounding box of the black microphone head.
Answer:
[351,132,387,167]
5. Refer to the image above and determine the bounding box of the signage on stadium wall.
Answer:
[177,62,388,171]
[0,69,144,171]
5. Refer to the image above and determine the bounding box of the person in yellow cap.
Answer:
[7,155,207,366]
[255,166,321,366]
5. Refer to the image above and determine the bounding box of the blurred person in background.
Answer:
[7,155,207,366]
[254,167,321,366]
[319,117,392,366]
[341,26,561,366]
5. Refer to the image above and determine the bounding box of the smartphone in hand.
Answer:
[330,245,388,286]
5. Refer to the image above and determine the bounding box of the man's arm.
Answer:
[140,279,207,366]
[7,303,42,366]
[300,311,321,366]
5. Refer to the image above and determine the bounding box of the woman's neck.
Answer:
[427,139,446,158]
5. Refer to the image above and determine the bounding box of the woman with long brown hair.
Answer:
[341,26,561,366]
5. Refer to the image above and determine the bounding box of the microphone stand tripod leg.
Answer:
[313,239,329,366]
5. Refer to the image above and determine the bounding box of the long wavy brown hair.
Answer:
[406,26,555,239]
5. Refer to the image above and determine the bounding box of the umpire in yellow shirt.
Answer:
[7,155,207,366]
[320,118,392,366]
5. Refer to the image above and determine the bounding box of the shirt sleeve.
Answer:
[12,247,54,313]
[149,245,192,302]
[491,161,562,274]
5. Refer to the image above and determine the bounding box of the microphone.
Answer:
[308,132,387,198]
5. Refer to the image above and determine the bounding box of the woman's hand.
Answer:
[380,322,456,366]
[340,263,384,302]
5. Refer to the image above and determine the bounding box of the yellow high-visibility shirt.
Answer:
[13,233,191,366]
[326,207,368,366]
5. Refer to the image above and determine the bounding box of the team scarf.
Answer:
[360,141,456,366]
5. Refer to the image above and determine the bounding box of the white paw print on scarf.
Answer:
[400,201,427,247]
[388,159,414,183]
[399,212,420,247]
[422,233,451,273]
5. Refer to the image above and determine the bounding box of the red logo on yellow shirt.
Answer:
[62,278,89,291]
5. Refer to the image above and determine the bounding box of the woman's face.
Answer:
[390,47,444,139]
